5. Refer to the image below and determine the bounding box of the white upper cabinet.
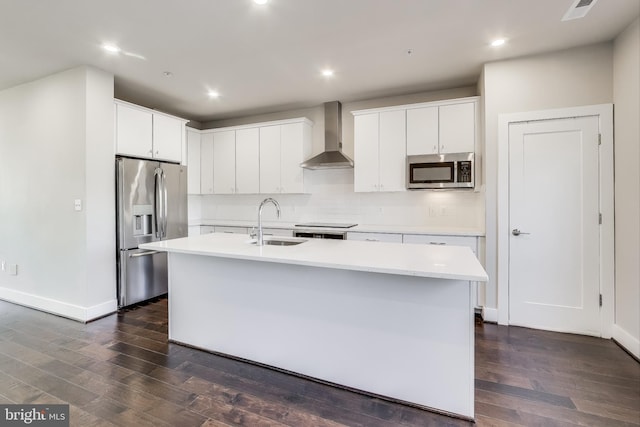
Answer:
[378,110,406,192]
[235,128,260,194]
[206,127,260,195]
[200,133,214,195]
[153,113,184,161]
[406,99,477,156]
[354,113,379,192]
[259,125,281,194]
[259,120,311,194]
[186,128,201,194]
[115,102,153,158]
[280,122,310,194]
[199,118,310,196]
[353,110,406,192]
[115,100,186,163]
[406,106,438,155]
[213,130,236,194]
[439,102,475,154]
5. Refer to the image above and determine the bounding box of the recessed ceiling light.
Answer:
[163,71,173,77]
[322,69,334,77]
[102,44,121,53]
[491,38,507,47]
[254,0,268,4]
[208,90,220,98]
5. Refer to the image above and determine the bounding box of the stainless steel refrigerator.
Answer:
[116,156,187,308]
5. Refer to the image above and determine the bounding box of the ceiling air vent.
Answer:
[562,0,598,21]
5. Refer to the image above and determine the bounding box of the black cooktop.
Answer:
[294,222,358,229]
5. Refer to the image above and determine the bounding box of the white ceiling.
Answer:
[0,0,638,122]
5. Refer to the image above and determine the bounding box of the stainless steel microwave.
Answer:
[406,153,474,189]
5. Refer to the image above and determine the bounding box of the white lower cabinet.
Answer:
[346,232,403,243]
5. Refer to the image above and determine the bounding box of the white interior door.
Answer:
[508,116,601,336]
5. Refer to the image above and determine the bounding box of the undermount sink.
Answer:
[249,237,308,246]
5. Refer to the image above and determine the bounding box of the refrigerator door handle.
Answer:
[154,168,163,239]
[162,170,168,239]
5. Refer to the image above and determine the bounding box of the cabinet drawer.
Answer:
[260,228,293,237]
[214,226,248,234]
[347,232,403,243]
[402,234,477,254]
[200,226,216,234]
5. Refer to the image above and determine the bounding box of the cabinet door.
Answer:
[200,133,214,194]
[259,125,281,194]
[116,103,153,158]
[280,122,305,193]
[439,102,475,154]
[213,130,236,194]
[235,128,260,194]
[186,129,201,194]
[354,113,380,192]
[378,110,406,192]
[153,114,184,162]
[406,107,438,156]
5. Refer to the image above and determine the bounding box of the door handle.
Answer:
[512,229,531,236]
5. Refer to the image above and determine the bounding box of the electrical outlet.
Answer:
[8,264,17,276]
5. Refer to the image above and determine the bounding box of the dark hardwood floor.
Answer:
[0,297,638,426]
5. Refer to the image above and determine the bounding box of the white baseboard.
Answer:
[0,286,116,322]
[482,307,498,323]
[611,324,640,360]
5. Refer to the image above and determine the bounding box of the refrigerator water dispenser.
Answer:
[132,204,153,236]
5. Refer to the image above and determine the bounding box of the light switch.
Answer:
[8,264,17,276]
[74,199,82,211]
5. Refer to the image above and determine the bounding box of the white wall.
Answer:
[613,18,640,358]
[197,86,484,231]
[0,66,116,321]
[481,43,614,314]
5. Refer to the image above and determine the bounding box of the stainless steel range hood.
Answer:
[300,101,354,170]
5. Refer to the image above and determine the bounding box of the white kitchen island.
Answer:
[141,233,488,420]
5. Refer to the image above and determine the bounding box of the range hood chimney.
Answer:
[300,101,354,170]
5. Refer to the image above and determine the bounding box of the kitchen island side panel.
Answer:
[168,253,474,418]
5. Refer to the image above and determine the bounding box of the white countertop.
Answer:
[190,219,485,237]
[141,233,488,282]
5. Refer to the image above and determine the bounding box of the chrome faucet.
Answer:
[257,198,281,246]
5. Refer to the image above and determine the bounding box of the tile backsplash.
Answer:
[191,169,484,229]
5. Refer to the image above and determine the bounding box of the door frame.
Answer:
[497,104,614,338]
